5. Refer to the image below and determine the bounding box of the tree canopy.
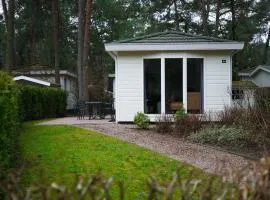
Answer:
[0,0,269,93]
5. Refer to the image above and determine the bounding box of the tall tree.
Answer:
[173,0,180,30]
[201,0,210,35]
[215,0,221,37]
[263,27,270,64]
[29,0,38,65]
[6,0,15,71]
[1,0,8,29]
[254,0,270,64]
[77,0,86,100]
[82,0,93,100]
[52,0,61,85]
[230,0,236,40]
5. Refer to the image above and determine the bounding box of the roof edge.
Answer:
[106,31,243,44]
[105,42,244,52]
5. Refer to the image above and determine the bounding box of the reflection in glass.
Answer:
[144,59,161,114]
[165,58,183,113]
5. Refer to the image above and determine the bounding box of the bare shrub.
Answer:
[174,115,202,137]
[2,156,270,199]
[155,114,173,133]
[217,106,244,126]
[219,87,270,141]
[224,157,270,200]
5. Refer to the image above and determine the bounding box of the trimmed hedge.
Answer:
[0,71,20,170]
[0,71,67,173]
[19,86,68,121]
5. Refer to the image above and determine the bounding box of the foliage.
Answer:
[19,86,67,121]
[155,114,173,133]
[188,125,253,147]
[0,71,19,170]
[174,107,187,121]
[133,112,150,129]
[18,123,214,199]
[0,0,269,82]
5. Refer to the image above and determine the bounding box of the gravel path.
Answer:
[39,117,250,175]
[75,123,250,175]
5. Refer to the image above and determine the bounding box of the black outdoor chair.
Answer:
[102,99,115,122]
[76,100,86,120]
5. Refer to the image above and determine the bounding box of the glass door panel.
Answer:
[165,58,183,113]
[144,59,161,114]
[187,58,203,113]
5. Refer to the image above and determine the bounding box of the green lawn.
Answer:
[20,122,219,198]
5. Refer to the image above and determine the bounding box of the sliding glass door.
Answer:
[165,58,183,113]
[144,59,161,114]
[187,58,203,113]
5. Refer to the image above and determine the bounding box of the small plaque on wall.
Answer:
[222,60,227,63]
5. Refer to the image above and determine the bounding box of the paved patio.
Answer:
[39,117,250,175]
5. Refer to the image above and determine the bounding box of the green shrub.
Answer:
[0,71,20,170]
[174,107,187,121]
[19,86,68,121]
[188,125,253,147]
[134,112,150,129]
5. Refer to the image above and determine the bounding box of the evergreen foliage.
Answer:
[19,85,67,121]
[0,71,19,170]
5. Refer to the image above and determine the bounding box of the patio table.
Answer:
[85,101,105,120]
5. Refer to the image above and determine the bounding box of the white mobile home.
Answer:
[105,31,244,122]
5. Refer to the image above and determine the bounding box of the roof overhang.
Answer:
[250,66,270,77]
[12,70,77,79]
[13,76,51,86]
[105,42,244,52]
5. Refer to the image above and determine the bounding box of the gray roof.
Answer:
[111,31,237,44]
[259,65,270,71]
[239,65,270,76]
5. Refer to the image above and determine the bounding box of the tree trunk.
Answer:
[173,0,180,31]
[201,0,210,35]
[52,0,61,85]
[82,0,93,100]
[30,0,39,65]
[6,0,15,71]
[1,0,8,28]
[230,0,236,40]
[215,0,221,37]
[263,27,270,64]
[77,0,86,100]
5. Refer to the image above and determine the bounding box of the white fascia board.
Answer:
[13,76,51,86]
[238,72,250,76]
[105,42,244,52]
[250,66,270,77]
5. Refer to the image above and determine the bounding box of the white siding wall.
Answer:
[204,53,231,113]
[116,51,232,122]
[252,70,270,87]
[117,54,144,121]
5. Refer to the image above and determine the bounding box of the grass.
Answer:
[19,122,219,198]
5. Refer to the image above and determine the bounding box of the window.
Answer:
[232,88,244,100]
[165,58,183,113]
[144,59,161,114]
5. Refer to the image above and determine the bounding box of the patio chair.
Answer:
[102,98,115,122]
[76,100,86,120]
